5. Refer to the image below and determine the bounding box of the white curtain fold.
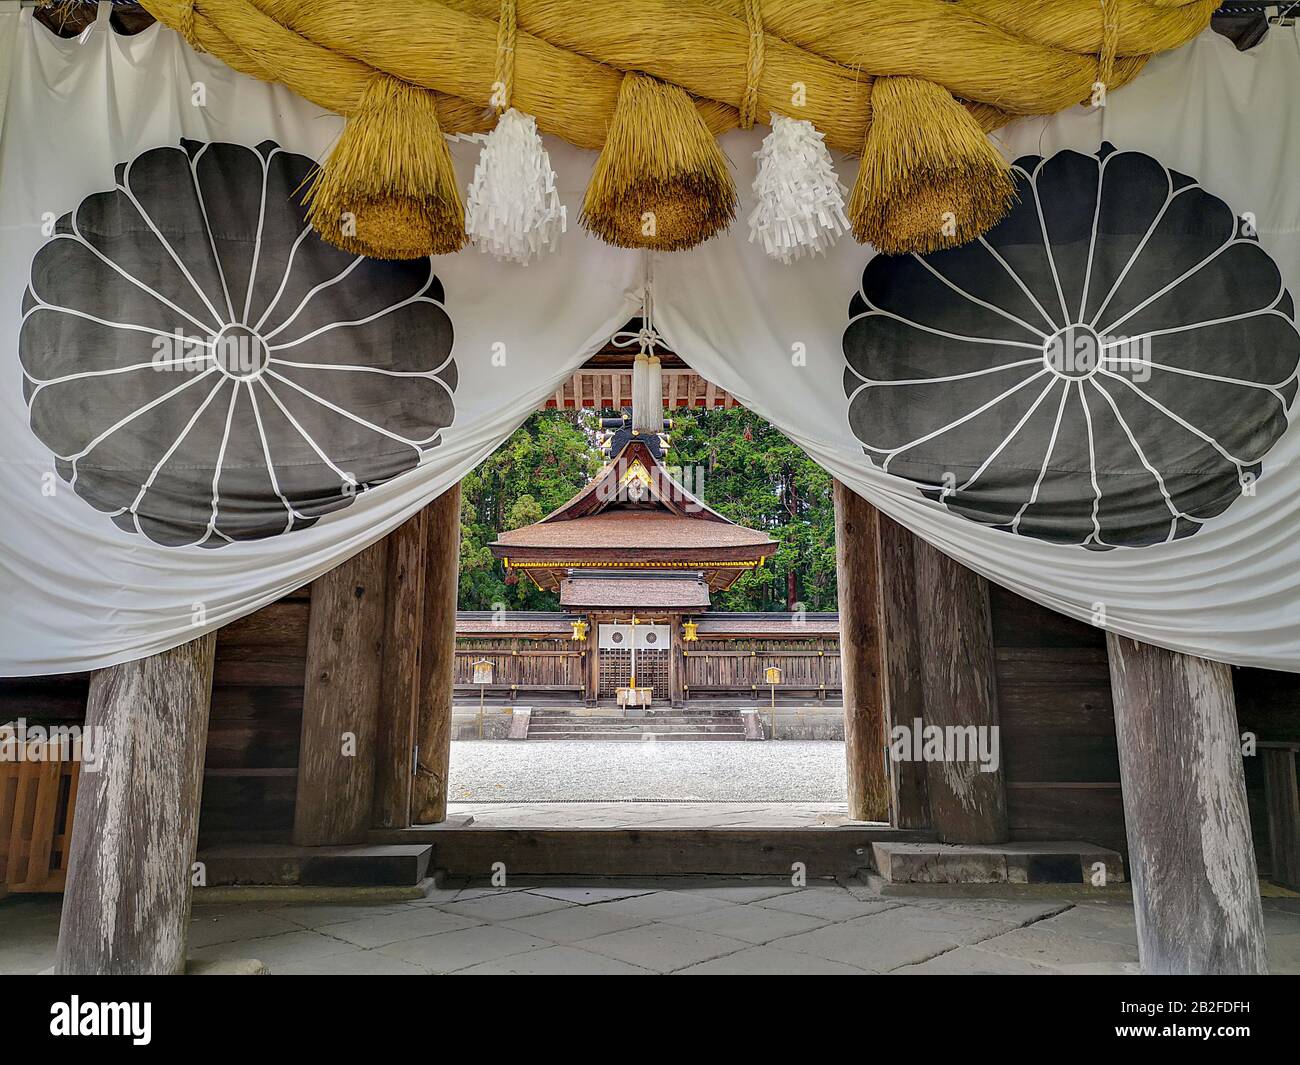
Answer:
[2,17,1299,675]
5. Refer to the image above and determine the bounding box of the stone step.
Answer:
[196,844,433,887]
[870,841,1126,887]
[528,721,744,731]
[374,824,931,877]
[528,731,747,741]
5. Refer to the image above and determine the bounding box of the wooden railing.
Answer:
[454,637,586,696]
[0,748,80,893]
[683,639,841,701]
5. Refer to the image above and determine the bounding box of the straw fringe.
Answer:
[304,74,467,259]
[849,76,1015,256]
[138,0,1216,256]
[581,73,737,252]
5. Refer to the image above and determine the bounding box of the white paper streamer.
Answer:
[465,108,567,265]
[748,112,849,264]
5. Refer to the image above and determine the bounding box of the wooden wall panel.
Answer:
[988,585,1126,854]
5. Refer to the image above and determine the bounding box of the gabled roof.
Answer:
[491,435,776,594]
[561,573,711,610]
[535,438,733,524]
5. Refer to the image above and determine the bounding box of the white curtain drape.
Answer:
[2,12,1299,674]
[656,26,1300,671]
[0,7,640,674]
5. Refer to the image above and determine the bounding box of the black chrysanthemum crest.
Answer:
[843,144,1300,549]
[20,140,457,548]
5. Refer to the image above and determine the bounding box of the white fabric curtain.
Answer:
[656,27,1300,671]
[2,13,1299,675]
[0,8,640,674]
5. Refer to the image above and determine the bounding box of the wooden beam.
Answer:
[833,480,888,821]
[372,510,428,830]
[1261,743,1300,891]
[55,633,216,975]
[910,535,1007,843]
[875,513,929,830]
[293,539,388,846]
[1107,634,1267,973]
[413,484,463,825]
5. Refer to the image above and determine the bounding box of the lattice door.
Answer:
[597,647,669,702]
[598,647,632,698]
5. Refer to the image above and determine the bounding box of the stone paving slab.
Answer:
[6,880,1300,976]
[577,922,751,972]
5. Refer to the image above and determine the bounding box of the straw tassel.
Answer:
[465,108,566,265]
[304,74,467,259]
[849,76,1015,255]
[749,112,849,264]
[581,72,736,252]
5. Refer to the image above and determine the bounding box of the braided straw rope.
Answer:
[137,0,1216,256]
[494,0,517,113]
[739,0,764,130]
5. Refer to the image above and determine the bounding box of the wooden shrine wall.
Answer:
[454,636,586,700]
[1,584,1294,865]
[0,588,310,847]
[198,586,311,842]
[681,637,841,701]
[989,586,1127,854]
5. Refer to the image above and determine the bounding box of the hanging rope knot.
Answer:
[180,0,204,53]
[740,0,766,130]
[1098,0,1119,94]
[612,324,664,356]
[494,0,519,114]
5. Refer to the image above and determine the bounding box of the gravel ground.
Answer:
[448,740,846,802]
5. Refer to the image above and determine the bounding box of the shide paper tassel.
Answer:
[849,76,1015,255]
[465,108,566,265]
[581,72,736,252]
[749,112,849,264]
[305,74,467,259]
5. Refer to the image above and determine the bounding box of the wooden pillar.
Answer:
[1260,743,1300,892]
[586,613,601,706]
[412,484,462,825]
[55,634,216,975]
[293,539,388,846]
[372,510,428,830]
[833,480,888,821]
[1107,634,1267,974]
[669,613,685,708]
[875,513,929,830]
[910,535,1007,843]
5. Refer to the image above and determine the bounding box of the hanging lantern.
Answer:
[571,619,588,641]
[749,112,849,263]
[683,620,698,642]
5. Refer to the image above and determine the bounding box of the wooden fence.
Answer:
[455,637,587,698]
[0,749,80,893]
[683,638,841,701]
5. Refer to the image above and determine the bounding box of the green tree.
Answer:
[458,410,602,609]
[457,407,837,613]
[666,408,837,611]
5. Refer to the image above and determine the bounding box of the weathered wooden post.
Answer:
[372,509,429,829]
[1106,633,1267,974]
[910,535,1007,843]
[293,539,388,846]
[413,484,462,825]
[832,480,889,821]
[875,513,929,829]
[55,633,216,975]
